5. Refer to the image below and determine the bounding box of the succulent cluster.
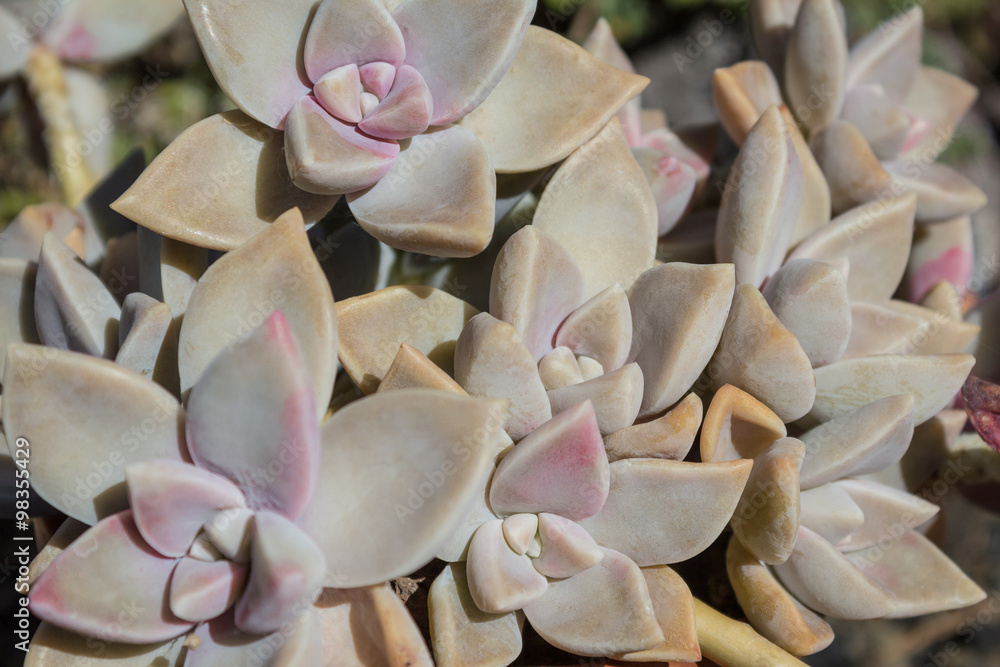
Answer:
[2,0,998,666]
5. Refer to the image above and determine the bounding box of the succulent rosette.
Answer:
[713,1,986,284]
[109,0,650,258]
[5,207,511,664]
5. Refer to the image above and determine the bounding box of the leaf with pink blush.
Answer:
[962,375,1000,453]
[313,65,363,124]
[489,401,609,521]
[111,112,339,252]
[346,126,496,257]
[169,557,248,623]
[533,512,603,579]
[126,460,246,558]
[490,226,586,361]
[284,96,400,196]
[42,0,184,63]
[234,511,325,635]
[391,0,534,125]
[30,511,194,643]
[359,65,432,140]
[304,0,404,84]
[906,216,974,303]
[177,207,337,417]
[185,609,323,666]
[186,311,319,520]
[184,0,312,128]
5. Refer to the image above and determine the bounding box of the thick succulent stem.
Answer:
[694,598,808,667]
[24,44,97,206]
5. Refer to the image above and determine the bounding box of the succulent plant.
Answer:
[108,0,650,258]
[4,1,998,665]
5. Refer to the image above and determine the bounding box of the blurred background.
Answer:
[2,1,1000,666]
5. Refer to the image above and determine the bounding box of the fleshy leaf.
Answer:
[24,623,185,667]
[700,384,788,463]
[35,233,120,358]
[605,392,702,462]
[170,557,247,623]
[358,65,433,140]
[712,61,783,146]
[302,390,504,586]
[799,395,915,488]
[716,106,801,287]
[336,285,477,393]
[184,0,311,128]
[906,216,974,303]
[455,313,551,440]
[726,536,834,657]
[810,354,974,425]
[186,311,319,519]
[346,125,496,257]
[900,67,978,162]
[810,121,893,215]
[391,0,533,125]
[833,479,938,552]
[523,548,664,656]
[842,303,928,359]
[31,511,193,642]
[490,226,586,361]
[799,484,864,545]
[533,119,657,300]
[303,0,404,82]
[489,401,609,521]
[710,284,815,422]
[127,459,245,558]
[533,512,603,578]
[840,85,910,159]
[762,259,851,367]
[466,519,548,613]
[627,263,735,417]
[0,260,39,378]
[460,26,648,172]
[555,285,632,372]
[235,511,325,634]
[731,437,805,565]
[185,609,322,666]
[788,194,916,302]
[115,292,178,392]
[612,564,701,662]
[112,112,338,251]
[772,526,897,620]
[845,530,986,618]
[284,95,400,195]
[378,343,465,395]
[178,207,337,416]
[846,8,922,102]
[579,459,752,566]
[546,363,644,436]
[429,563,523,667]
[884,161,987,224]
[3,345,186,524]
[784,0,847,133]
